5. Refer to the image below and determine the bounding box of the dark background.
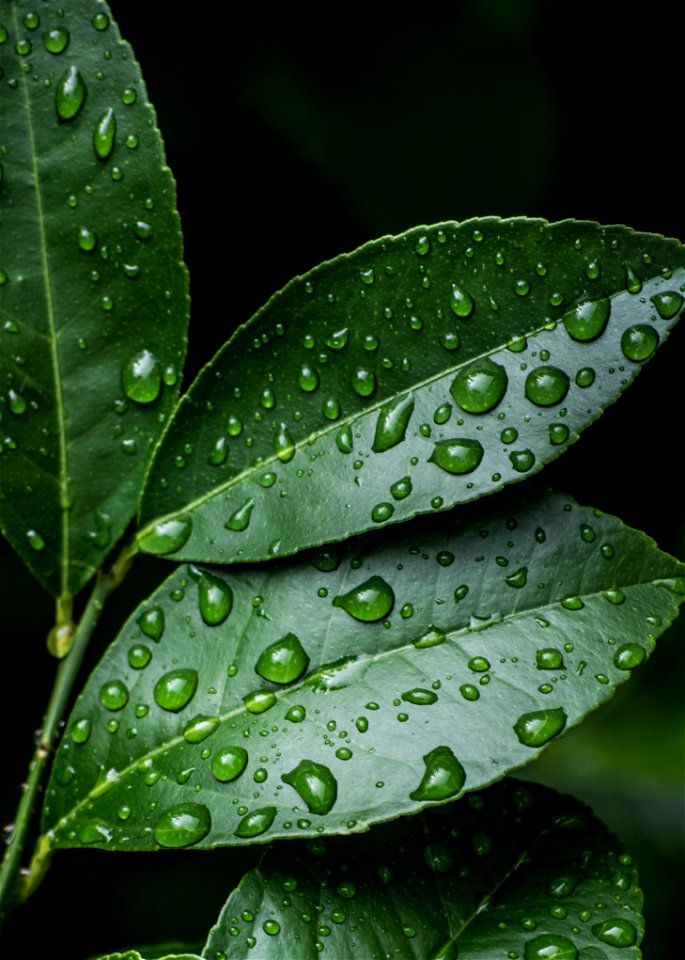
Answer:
[3,1,683,956]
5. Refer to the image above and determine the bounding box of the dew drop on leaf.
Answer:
[56,66,87,120]
[137,606,165,641]
[450,358,508,413]
[563,298,611,341]
[234,806,277,838]
[255,634,310,684]
[211,746,248,782]
[429,438,484,475]
[524,366,570,406]
[198,572,233,625]
[513,708,567,747]
[372,394,414,452]
[333,575,395,622]
[281,759,338,815]
[621,324,659,361]
[651,291,683,319]
[153,802,211,848]
[153,669,198,712]
[93,107,116,160]
[122,349,162,404]
[524,934,577,959]
[138,517,193,555]
[410,745,466,801]
[591,918,637,947]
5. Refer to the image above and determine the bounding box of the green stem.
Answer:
[0,563,124,922]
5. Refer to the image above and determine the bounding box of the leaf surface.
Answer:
[203,780,644,959]
[0,0,188,596]
[43,488,685,849]
[137,218,684,564]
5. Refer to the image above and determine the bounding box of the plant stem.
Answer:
[0,549,133,922]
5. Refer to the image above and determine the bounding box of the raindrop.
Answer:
[92,11,110,30]
[263,920,281,936]
[211,746,248,782]
[410,745,466,801]
[8,389,26,415]
[183,715,220,743]
[449,283,474,318]
[297,364,319,392]
[390,476,412,500]
[371,502,394,522]
[336,424,353,453]
[509,449,535,473]
[372,394,415,452]
[70,717,92,744]
[128,645,152,669]
[274,423,296,462]
[523,934,577,960]
[563,299,611,341]
[153,803,211,848]
[575,367,595,388]
[244,690,277,714]
[514,708,567,746]
[77,226,97,251]
[234,807,277,838]
[43,28,69,53]
[603,587,625,605]
[138,516,192,555]
[525,366,570,406]
[198,571,233,625]
[651,291,683,319]
[561,595,584,610]
[255,634,310,684]
[413,626,446,648]
[429,438,484,475]
[226,415,243,436]
[439,332,460,351]
[99,679,129,711]
[154,669,198,712]
[460,684,479,701]
[352,367,376,397]
[621,324,659,362]
[93,107,116,160]
[122,349,162,404]
[134,220,152,241]
[614,643,646,670]
[536,649,564,670]
[450,358,508,413]
[281,760,338,814]
[548,875,577,898]
[333,576,394,622]
[286,705,306,723]
[209,436,228,464]
[138,607,164,641]
[225,498,255,532]
[591,918,637,947]
[505,566,528,588]
[56,66,87,121]
[468,656,490,672]
[325,327,349,350]
[402,687,438,705]
[322,398,340,420]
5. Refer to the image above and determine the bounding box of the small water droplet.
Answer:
[333,576,394,622]
[138,606,164,641]
[225,497,255,532]
[99,679,129,711]
[92,12,110,30]
[371,501,394,523]
[43,27,69,54]
[536,648,564,669]
[154,803,211,848]
[56,66,87,120]
[211,746,248,782]
[390,476,412,500]
[122,349,162,404]
[514,707,567,746]
[621,324,659,361]
[154,669,198,712]
[509,449,535,473]
[524,934,577,960]
[591,918,637,947]
[451,358,508,414]
[93,107,116,159]
[183,715,220,743]
[575,366,595,388]
[402,687,438,705]
[235,806,277,838]
[128,644,152,669]
[449,283,474,318]
[198,571,233,625]
[138,516,192,555]
[372,394,414,452]
[410,745,466,801]
[256,634,310,684]
[429,438,483,475]
[563,298,610,341]
[274,422,296,462]
[286,705,306,723]
[505,566,528,588]
[282,759,338,814]
[244,690,277,714]
[525,366,570,406]
[70,717,92,744]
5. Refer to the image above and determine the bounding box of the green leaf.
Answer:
[43,488,685,850]
[95,953,201,960]
[203,780,644,959]
[137,218,684,564]
[0,1,188,597]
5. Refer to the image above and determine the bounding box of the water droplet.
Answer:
[650,290,684,321]
[401,688,438,705]
[563,299,611,341]
[235,806,277,838]
[198,571,233,625]
[226,415,243,436]
[282,759,338,814]
[536,648,564,669]
[93,11,110,30]
[56,66,87,121]
[244,690,277,714]
[514,707,567,747]
[138,516,192,555]
[439,331,460,351]
[621,324,659,362]
[524,934,577,960]
[325,327,349,350]
[449,283,474,318]
[225,497,255,532]
[138,607,164,641]
[134,220,152,241]
[154,669,198,712]
[274,422,296,462]
[128,644,152,669]
[208,436,228,465]
[43,27,69,54]
[7,389,26,415]
[505,566,528,588]
[410,745,466,801]
[256,633,310,684]
[70,717,92,744]
[99,679,129,711]
[93,107,116,160]
[371,501,394,523]
[429,438,483,475]
[372,394,414,452]
[549,423,570,446]
[154,803,211,848]
[333,576,394,622]
[525,366,570,406]
[211,746,248,782]
[183,715,220,743]
[591,918,637,947]
[352,367,376,397]
[602,587,625,605]
[548,875,577,898]
[297,363,319,392]
[286,705,306,723]
[575,367,595,388]
[390,476,412,500]
[614,643,646,670]
[122,349,162,404]
[561,595,584,610]
[451,358,508,413]
[509,449,535,473]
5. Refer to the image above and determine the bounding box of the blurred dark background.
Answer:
[3,1,683,956]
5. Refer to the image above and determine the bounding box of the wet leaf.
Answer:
[0,1,188,596]
[203,780,644,959]
[43,488,684,850]
[137,218,683,564]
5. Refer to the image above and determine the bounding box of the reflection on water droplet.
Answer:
[211,746,248,782]
[282,759,338,814]
[514,707,567,746]
[410,745,466,801]
[371,501,394,523]
[536,648,564,670]
[43,28,70,53]
[154,803,211,848]
[621,324,659,362]
[244,690,277,714]
[451,358,508,414]
[509,449,535,473]
[122,349,162,404]
[525,366,570,406]
[563,299,610,341]
[352,367,376,397]
[549,423,569,445]
[429,438,483,475]
[70,717,92,744]
[234,806,277,838]
[449,283,474,318]
[138,516,192,555]
[128,644,152,669]
[274,422,296,462]
[56,66,87,120]
[524,934,577,960]
[651,291,683,319]
[591,918,637,947]
[286,704,306,723]
[372,394,414,452]
[198,571,233,625]
[333,576,394,622]
[256,633,310,684]
[154,669,198,712]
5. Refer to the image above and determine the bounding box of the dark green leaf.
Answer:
[137,219,683,564]
[43,488,685,849]
[95,952,201,960]
[0,0,188,596]
[203,780,644,959]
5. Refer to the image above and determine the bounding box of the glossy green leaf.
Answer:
[43,488,685,850]
[0,1,188,597]
[96,952,201,960]
[203,779,644,959]
[137,218,684,564]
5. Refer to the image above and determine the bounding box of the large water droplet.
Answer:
[138,606,165,641]
[225,497,255,532]
[281,760,338,815]
[505,566,528,588]
[255,633,310,684]
[333,576,394,622]
[122,349,162,404]
[514,707,567,747]
[198,571,233,625]
[563,298,611,341]
[297,363,319,392]
[450,358,508,413]
[56,66,87,120]
[524,934,577,960]
[410,745,466,801]
[234,806,277,838]
[413,625,446,648]
[536,648,564,670]
[621,324,659,362]
[43,27,70,54]
[70,717,92,744]
[138,516,192,555]
[372,394,415,452]
[525,366,570,406]
[93,107,116,159]
[352,367,376,397]
[449,283,474,318]
[591,919,637,947]
[99,679,129,711]
[244,690,277,714]
[153,802,211,848]
[183,714,220,743]
[614,643,646,670]
[274,422,296,462]
[429,438,484,474]
[211,746,248,782]
[401,688,438,705]
[154,669,198,712]
[651,291,683,320]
